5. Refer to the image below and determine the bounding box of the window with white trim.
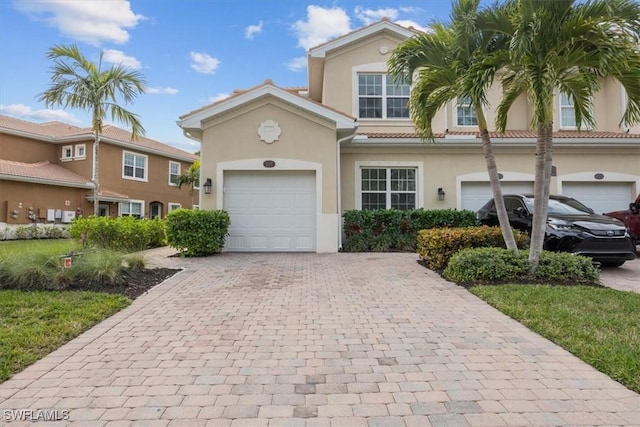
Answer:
[456,96,477,126]
[123,151,147,181]
[559,92,576,128]
[192,205,200,210]
[360,167,417,210]
[74,144,86,159]
[61,145,73,160]
[168,203,182,212]
[169,161,180,186]
[358,74,409,119]
[119,200,143,218]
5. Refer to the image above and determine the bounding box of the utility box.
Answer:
[61,210,76,223]
[46,209,56,222]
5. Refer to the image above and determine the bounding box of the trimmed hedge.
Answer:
[69,216,165,251]
[343,208,477,252]
[443,247,600,284]
[417,226,530,271]
[165,209,230,257]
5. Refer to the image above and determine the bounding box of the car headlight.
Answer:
[547,222,576,231]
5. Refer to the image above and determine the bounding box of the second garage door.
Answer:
[562,182,633,215]
[461,181,534,212]
[224,171,316,252]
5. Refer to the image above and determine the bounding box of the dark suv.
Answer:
[477,194,637,267]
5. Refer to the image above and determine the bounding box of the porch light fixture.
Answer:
[437,187,446,201]
[203,178,213,194]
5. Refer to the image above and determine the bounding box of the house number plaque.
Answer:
[263,160,276,168]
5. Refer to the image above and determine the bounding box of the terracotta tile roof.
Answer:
[0,159,93,186]
[0,115,198,161]
[96,188,129,199]
[358,130,640,139]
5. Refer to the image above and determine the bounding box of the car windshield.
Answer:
[524,197,593,215]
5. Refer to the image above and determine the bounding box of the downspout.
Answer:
[336,122,358,251]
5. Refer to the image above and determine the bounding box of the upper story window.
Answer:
[61,145,73,161]
[74,144,86,159]
[456,96,478,127]
[358,74,409,119]
[123,151,147,181]
[169,161,180,186]
[559,92,576,129]
[360,167,417,210]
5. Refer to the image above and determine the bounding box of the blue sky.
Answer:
[0,0,455,153]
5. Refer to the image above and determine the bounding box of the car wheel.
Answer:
[601,261,625,268]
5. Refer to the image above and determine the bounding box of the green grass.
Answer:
[470,285,640,393]
[0,290,130,382]
[0,239,79,258]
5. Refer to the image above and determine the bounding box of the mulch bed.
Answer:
[67,268,181,299]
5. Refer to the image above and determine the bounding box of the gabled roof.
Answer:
[0,159,93,188]
[178,80,357,134]
[0,115,198,162]
[309,19,419,59]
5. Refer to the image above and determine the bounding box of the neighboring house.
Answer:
[178,19,640,253]
[0,115,198,231]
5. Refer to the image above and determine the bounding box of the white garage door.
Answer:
[562,182,633,215]
[224,171,316,252]
[461,181,534,212]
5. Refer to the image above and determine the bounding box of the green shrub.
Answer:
[165,209,230,257]
[342,209,476,252]
[124,254,146,271]
[71,250,124,285]
[417,226,530,271]
[443,247,600,285]
[443,247,529,282]
[70,216,165,252]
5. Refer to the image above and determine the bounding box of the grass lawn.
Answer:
[0,239,79,258]
[0,290,130,382]
[470,284,640,393]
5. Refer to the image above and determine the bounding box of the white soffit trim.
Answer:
[309,21,415,58]
[179,85,356,131]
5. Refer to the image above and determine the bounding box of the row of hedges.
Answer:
[417,226,530,271]
[70,216,166,252]
[69,210,231,257]
[343,209,477,252]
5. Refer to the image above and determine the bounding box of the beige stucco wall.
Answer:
[198,97,339,214]
[340,143,640,212]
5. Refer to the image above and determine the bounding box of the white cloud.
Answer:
[354,6,399,26]
[292,5,351,50]
[208,93,231,103]
[287,56,307,72]
[0,104,81,124]
[394,20,427,32]
[245,21,263,40]
[12,0,144,46]
[189,51,220,74]
[147,87,178,95]
[102,49,141,69]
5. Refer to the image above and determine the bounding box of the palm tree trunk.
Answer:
[477,111,518,251]
[93,131,100,217]
[528,122,553,273]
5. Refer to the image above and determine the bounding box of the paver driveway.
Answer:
[2,251,639,426]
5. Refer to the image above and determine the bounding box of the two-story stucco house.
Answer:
[177,20,640,253]
[0,114,199,231]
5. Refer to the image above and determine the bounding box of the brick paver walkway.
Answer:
[1,250,639,426]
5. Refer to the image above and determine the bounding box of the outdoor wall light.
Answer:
[203,178,213,194]
[437,187,446,201]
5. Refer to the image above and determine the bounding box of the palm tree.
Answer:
[388,0,519,251]
[494,0,640,272]
[175,159,201,207]
[38,44,146,216]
